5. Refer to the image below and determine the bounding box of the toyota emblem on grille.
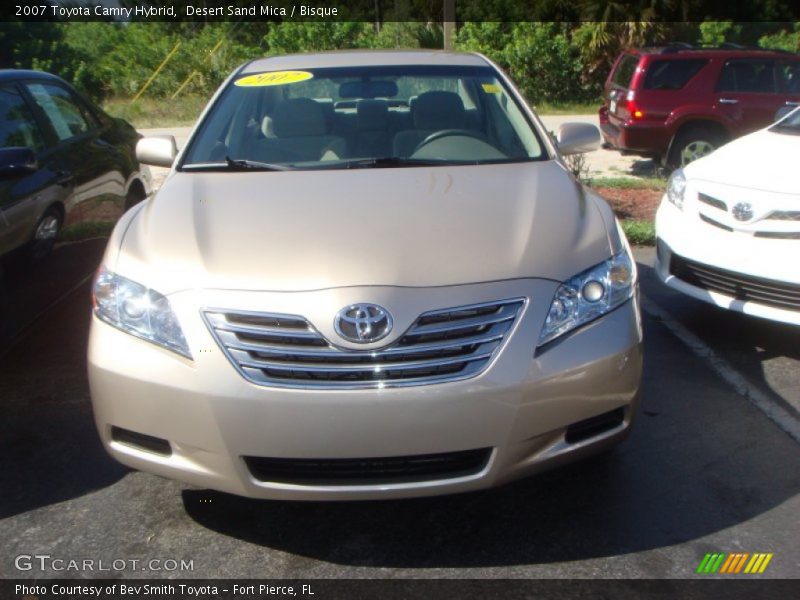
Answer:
[731,202,753,222]
[335,304,393,343]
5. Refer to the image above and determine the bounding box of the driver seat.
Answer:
[393,91,466,157]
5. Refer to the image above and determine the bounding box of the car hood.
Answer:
[115,161,613,293]
[687,129,800,195]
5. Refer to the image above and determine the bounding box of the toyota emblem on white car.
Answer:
[731,202,754,222]
[335,304,393,343]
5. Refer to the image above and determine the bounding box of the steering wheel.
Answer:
[412,129,489,155]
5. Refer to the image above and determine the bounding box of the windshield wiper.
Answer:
[335,157,461,169]
[182,157,294,171]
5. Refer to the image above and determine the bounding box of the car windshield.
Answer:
[770,108,800,135]
[181,65,547,170]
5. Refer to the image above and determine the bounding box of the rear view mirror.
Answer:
[0,147,38,178]
[557,123,601,155]
[136,136,178,168]
[339,81,399,99]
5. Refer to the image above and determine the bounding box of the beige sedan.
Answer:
[88,51,642,501]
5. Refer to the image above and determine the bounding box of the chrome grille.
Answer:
[766,210,800,221]
[697,192,727,211]
[203,299,525,389]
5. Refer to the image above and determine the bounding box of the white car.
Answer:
[655,107,800,325]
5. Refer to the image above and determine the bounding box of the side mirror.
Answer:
[0,147,38,178]
[774,105,795,123]
[136,136,178,168]
[556,123,601,155]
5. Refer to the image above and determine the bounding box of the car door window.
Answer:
[643,59,708,90]
[25,82,93,142]
[0,85,45,151]
[717,60,776,93]
[779,62,800,93]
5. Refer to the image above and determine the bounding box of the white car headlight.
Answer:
[92,266,191,358]
[666,168,687,210]
[538,244,636,347]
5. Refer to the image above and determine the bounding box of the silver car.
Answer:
[88,51,643,501]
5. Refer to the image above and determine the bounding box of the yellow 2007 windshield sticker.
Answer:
[481,83,501,94]
[235,71,314,87]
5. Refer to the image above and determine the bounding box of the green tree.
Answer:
[263,22,375,55]
[759,23,800,52]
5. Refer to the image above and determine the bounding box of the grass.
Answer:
[589,176,667,190]
[58,221,115,243]
[533,100,600,115]
[621,220,656,246]
[102,95,207,129]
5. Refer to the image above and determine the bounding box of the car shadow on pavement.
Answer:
[637,258,800,419]
[0,239,107,347]
[182,310,800,567]
[0,240,129,520]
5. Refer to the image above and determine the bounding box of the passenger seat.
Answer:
[249,98,346,162]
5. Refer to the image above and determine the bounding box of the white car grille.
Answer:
[696,191,800,239]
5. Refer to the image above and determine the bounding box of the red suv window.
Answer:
[612,55,639,88]
[642,59,708,90]
[716,59,776,93]
[779,62,800,93]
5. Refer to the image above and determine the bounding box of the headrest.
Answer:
[272,98,326,138]
[261,115,275,138]
[413,91,465,130]
[356,100,389,131]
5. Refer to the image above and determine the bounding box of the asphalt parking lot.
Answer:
[1,235,799,579]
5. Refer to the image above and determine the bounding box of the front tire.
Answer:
[27,208,62,262]
[124,182,147,211]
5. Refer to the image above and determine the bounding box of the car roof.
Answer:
[625,47,798,60]
[241,50,491,74]
[0,69,67,83]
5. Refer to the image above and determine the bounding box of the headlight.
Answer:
[538,244,636,347]
[92,266,191,358]
[666,168,686,210]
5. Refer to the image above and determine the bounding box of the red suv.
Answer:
[599,45,800,168]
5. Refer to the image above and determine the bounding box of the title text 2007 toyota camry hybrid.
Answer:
[88,51,643,501]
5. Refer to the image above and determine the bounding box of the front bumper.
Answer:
[88,279,643,501]
[655,198,800,326]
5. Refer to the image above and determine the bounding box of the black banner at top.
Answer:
[3,0,800,23]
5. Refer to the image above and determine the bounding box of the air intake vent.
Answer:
[244,448,492,485]
[565,408,625,444]
[203,299,524,389]
[670,254,800,310]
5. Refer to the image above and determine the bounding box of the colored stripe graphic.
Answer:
[758,553,773,573]
[697,553,714,574]
[734,553,750,573]
[720,554,737,573]
[698,552,773,574]
[719,553,737,573]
